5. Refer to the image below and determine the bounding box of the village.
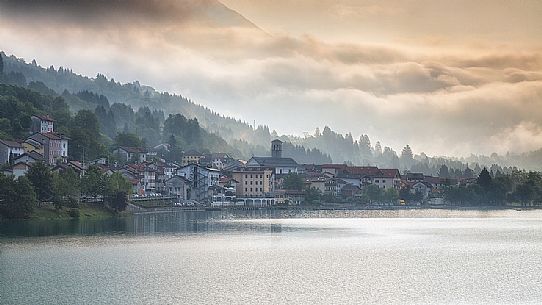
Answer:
[0,113,473,210]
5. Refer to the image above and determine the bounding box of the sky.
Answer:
[0,0,541,157]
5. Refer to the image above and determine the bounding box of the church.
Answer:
[246,139,300,175]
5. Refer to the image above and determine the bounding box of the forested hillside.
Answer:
[0,52,332,163]
[3,51,541,171]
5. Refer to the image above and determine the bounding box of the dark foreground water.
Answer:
[1,209,542,304]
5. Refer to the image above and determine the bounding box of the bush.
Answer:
[67,208,80,218]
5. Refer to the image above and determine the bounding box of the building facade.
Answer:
[232,167,275,198]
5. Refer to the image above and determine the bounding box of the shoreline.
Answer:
[131,204,541,215]
[2,204,540,222]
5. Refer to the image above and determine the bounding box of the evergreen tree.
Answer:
[477,167,493,190]
[438,164,450,178]
[0,52,4,75]
[400,145,414,169]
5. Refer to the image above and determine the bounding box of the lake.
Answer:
[2,209,542,305]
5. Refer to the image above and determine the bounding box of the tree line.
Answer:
[0,162,131,219]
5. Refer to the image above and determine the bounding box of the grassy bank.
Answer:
[30,204,118,220]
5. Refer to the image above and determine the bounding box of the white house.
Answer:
[31,115,54,133]
[0,139,24,164]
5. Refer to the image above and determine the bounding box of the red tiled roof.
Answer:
[377,169,401,178]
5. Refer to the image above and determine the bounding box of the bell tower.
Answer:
[271,139,283,158]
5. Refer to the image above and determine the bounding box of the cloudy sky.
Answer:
[1,0,541,156]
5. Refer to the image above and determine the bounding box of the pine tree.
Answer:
[477,167,493,190]
[400,145,414,169]
[0,52,4,75]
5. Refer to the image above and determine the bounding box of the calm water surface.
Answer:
[1,209,542,305]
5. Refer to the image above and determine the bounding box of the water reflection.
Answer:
[0,210,289,238]
[2,208,541,238]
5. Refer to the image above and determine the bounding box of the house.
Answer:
[113,147,147,163]
[372,169,401,190]
[0,139,24,164]
[222,159,245,172]
[200,153,234,170]
[409,181,432,199]
[12,152,43,165]
[9,162,33,178]
[120,163,156,195]
[246,140,299,175]
[275,189,305,205]
[165,175,191,201]
[181,150,205,166]
[22,138,44,155]
[31,115,54,133]
[232,167,275,198]
[176,164,220,202]
[306,177,326,193]
[28,132,69,165]
[405,172,425,182]
[219,177,238,189]
[89,157,108,166]
[321,164,348,177]
[341,184,361,198]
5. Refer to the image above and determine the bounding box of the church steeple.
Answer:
[271,139,283,158]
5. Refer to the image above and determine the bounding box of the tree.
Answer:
[363,184,382,204]
[477,168,493,190]
[109,191,128,212]
[0,174,36,219]
[0,52,4,75]
[69,110,106,160]
[400,145,414,169]
[305,187,321,205]
[106,172,132,195]
[52,168,80,208]
[463,164,474,179]
[115,132,145,148]
[282,173,304,190]
[26,161,53,202]
[383,188,399,204]
[81,166,107,198]
[438,164,450,178]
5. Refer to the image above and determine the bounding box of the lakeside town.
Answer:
[3,112,536,220]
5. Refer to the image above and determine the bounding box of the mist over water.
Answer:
[2,209,542,304]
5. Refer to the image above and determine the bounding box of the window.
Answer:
[375,180,379,183]
[250,181,253,185]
